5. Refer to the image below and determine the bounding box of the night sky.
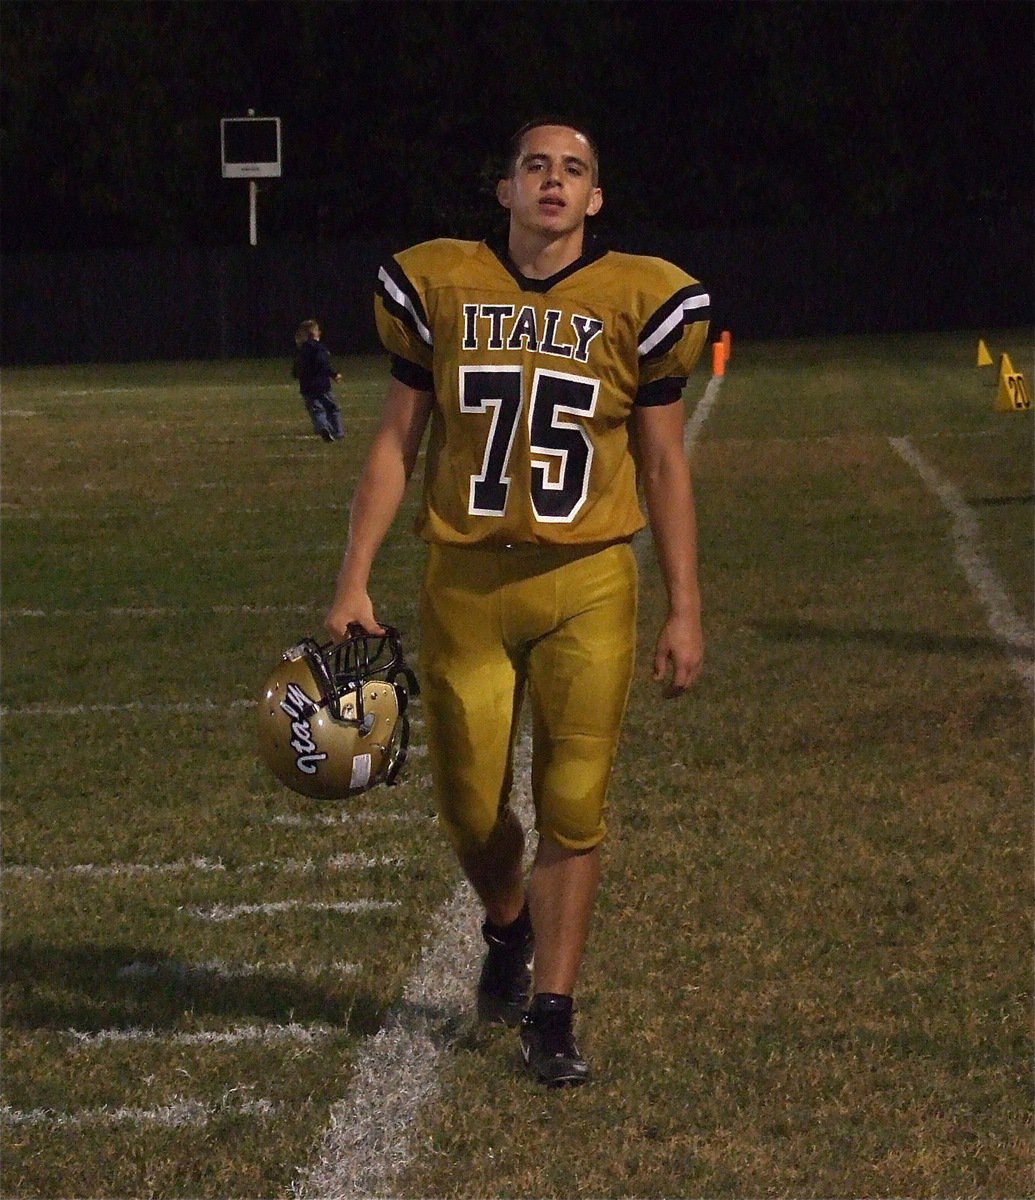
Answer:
[2,0,1032,253]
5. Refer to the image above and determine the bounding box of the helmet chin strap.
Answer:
[383,708,411,786]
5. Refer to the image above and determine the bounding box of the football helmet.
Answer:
[258,624,419,800]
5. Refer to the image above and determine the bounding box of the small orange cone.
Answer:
[976,339,993,367]
[721,330,732,364]
[712,341,725,377]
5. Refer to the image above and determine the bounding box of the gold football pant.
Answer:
[418,540,637,854]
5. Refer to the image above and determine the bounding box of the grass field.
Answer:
[1,330,1032,1198]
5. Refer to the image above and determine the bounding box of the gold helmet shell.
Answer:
[257,626,418,800]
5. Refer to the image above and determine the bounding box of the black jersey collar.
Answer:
[484,228,608,293]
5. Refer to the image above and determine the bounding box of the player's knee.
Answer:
[435,796,505,858]
[533,736,613,849]
[536,767,609,847]
[536,808,607,851]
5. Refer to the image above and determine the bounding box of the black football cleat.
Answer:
[519,994,590,1087]
[476,915,533,1027]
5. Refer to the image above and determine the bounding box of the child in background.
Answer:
[292,319,344,441]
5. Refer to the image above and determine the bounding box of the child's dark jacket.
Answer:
[293,338,336,395]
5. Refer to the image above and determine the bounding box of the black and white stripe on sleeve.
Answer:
[638,284,710,362]
[376,259,433,348]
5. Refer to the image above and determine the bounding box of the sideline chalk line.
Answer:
[685,372,724,452]
[889,436,1033,691]
[295,375,724,1199]
[294,735,535,1200]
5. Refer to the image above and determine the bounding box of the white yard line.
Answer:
[3,852,399,881]
[888,436,1034,691]
[0,1096,280,1128]
[45,386,300,397]
[295,375,724,1199]
[4,856,229,880]
[293,880,483,1199]
[294,734,536,1200]
[0,698,256,717]
[68,1023,336,1050]
[270,810,429,828]
[186,899,399,923]
[116,958,361,983]
[2,604,320,618]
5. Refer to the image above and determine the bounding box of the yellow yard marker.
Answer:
[995,353,1031,411]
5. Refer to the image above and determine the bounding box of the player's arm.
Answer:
[633,399,703,697]
[325,376,433,638]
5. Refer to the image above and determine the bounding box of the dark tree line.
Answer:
[2,0,1031,253]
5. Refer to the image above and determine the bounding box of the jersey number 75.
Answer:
[459,366,599,524]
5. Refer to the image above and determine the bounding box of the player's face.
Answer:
[497,125,603,239]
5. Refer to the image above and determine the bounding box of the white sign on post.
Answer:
[221,116,281,245]
[221,117,282,178]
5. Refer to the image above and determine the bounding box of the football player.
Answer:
[325,117,709,1086]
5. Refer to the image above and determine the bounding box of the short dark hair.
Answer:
[504,116,600,183]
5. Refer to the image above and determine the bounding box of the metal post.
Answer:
[249,179,258,246]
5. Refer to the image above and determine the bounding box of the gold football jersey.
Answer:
[375,236,710,546]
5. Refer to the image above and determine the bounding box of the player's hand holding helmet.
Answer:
[258,624,419,799]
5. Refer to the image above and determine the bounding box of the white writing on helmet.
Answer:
[280,682,328,776]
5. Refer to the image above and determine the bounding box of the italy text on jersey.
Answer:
[461,304,604,363]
